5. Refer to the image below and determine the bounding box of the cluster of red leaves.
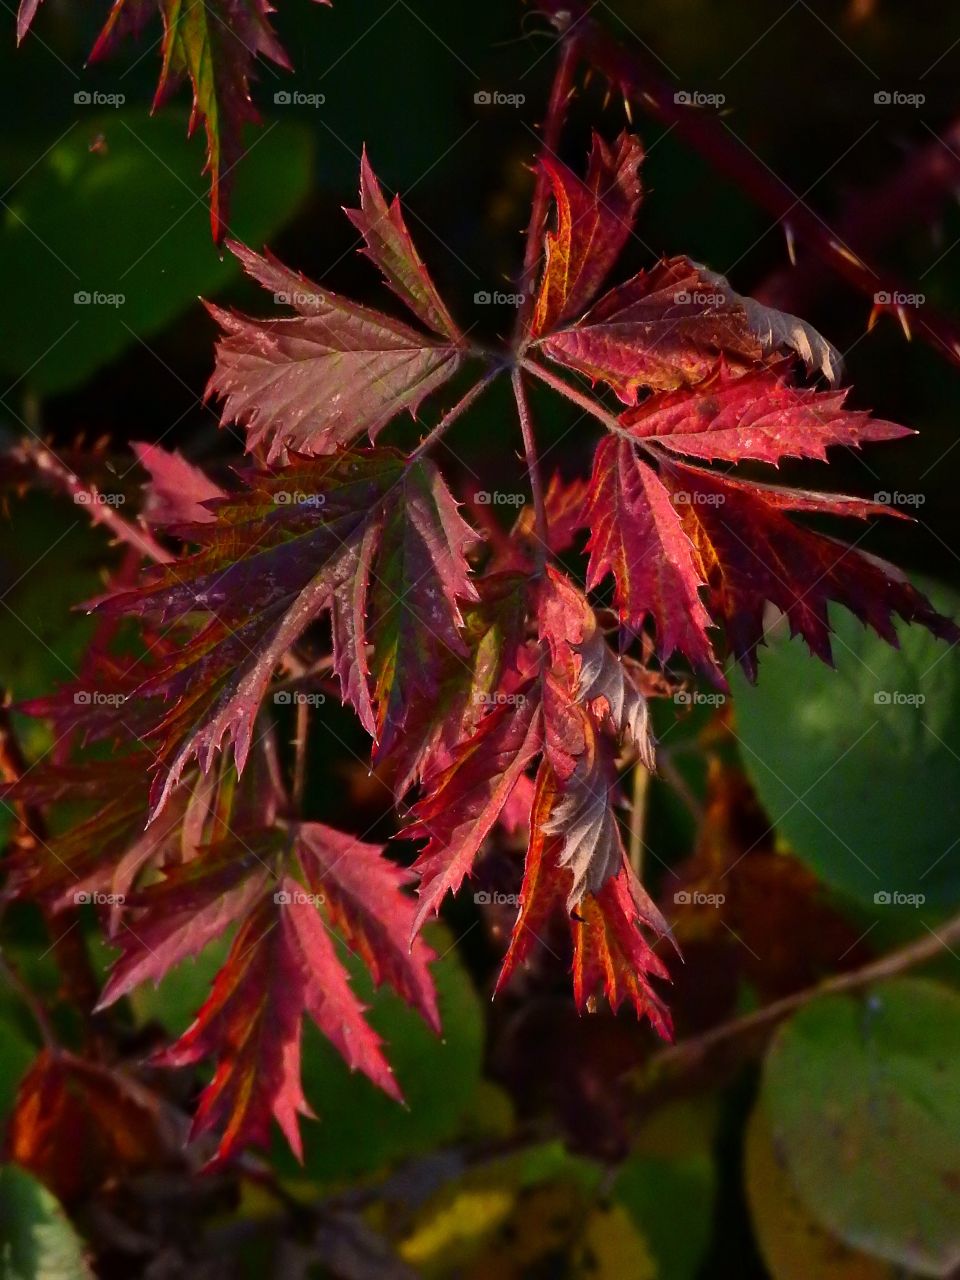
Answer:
[5,133,955,1164]
[17,0,326,240]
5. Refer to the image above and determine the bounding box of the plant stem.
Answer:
[533,0,960,370]
[521,357,647,451]
[292,697,309,813]
[407,369,501,467]
[647,909,960,1084]
[514,32,582,343]
[511,369,549,570]
[18,439,172,564]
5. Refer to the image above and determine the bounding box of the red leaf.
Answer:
[405,686,543,933]
[581,435,720,675]
[538,568,656,904]
[496,761,671,1036]
[155,880,399,1165]
[531,130,644,336]
[537,256,761,403]
[206,241,463,462]
[295,822,440,1030]
[657,457,959,677]
[97,832,273,1009]
[344,147,462,340]
[133,440,226,527]
[619,363,912,465]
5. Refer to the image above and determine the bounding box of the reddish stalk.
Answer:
[533,0,960,370]
[511,368,549,569]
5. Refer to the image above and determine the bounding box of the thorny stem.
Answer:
[407,368,502,467]
[511,369,549,570]
[521,357,648,453]
[18,438,172,565]
[532,0,960,369]
[514,31,582,344]
[646,909,960,1084]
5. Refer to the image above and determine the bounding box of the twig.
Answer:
[627,759,649,875]
[532,0,960,370]
[16,438,172,564]
[647,909,960,1083]
[291,697,309,813]
[511,369,549,569]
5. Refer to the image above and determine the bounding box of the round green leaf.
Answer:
[0,1164,93,1279]
[761,978,960,1276]
[0,110,312,395]
[731,586,960,910]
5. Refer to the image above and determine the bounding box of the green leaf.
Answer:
[0,109,312,395]
[731,583,960,910]
[273,924,484,1183]
[612,1100,717,1280]
[0,1164,93,1279]
[761,978,960,1276]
